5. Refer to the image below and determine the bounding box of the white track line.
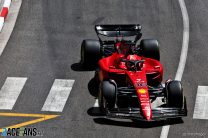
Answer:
[193,86,208,119]
[160,0,189,138]
[41,79,75,112]
[94,99,99,107]
[175,0,190,81]
[92,99,101,114]
[0,77,27,110]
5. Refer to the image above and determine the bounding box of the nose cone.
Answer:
[143,108,152,121]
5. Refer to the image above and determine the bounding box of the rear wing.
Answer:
[95,24,142,37]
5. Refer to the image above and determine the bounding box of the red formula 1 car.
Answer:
[81,24,187,121]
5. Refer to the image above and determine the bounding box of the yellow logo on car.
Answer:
[137,89,147,94]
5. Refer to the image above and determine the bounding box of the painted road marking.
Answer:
[0,77,27,110]
[174,0,190,81]
[0,112,59,132]
[151,97,164,108]
[193,86,208,119]
[94,99,99,107]
[92,99,101,114]
[41,79,75,112]
[160,0,189,138]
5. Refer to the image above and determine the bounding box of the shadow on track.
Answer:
[71,62,97,71]
[87,107,184,128]
[71,62,99,97]
[88,77,99,97]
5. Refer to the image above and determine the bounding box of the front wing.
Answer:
[106,107,187,121]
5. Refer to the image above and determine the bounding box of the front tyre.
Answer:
[166,80,184,108]
[98,80,116,112]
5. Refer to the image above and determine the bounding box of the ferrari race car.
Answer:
[80,24,187,121]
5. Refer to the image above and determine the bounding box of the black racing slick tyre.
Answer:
[98,81,116,111]
[140,39,160,61]
[166,81,184,108]
[81,39,101,66]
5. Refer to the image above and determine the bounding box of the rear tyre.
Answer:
[98,80,116,112]
[140,39,160,61]
[81,39,101,67]
[166,81,184,108]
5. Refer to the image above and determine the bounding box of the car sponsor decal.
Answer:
[137,89,147,94]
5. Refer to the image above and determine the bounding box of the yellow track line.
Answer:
[0,113,58,118]
[0,113,59,132]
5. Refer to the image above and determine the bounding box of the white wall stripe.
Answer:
[3,0,11,9]
[0,0,12,32]
[41,79,75,112]
[193,86,208,119]
[0,77,27,110]
[0,16,4,31]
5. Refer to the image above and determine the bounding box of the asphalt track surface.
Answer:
[0,0,207,138]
